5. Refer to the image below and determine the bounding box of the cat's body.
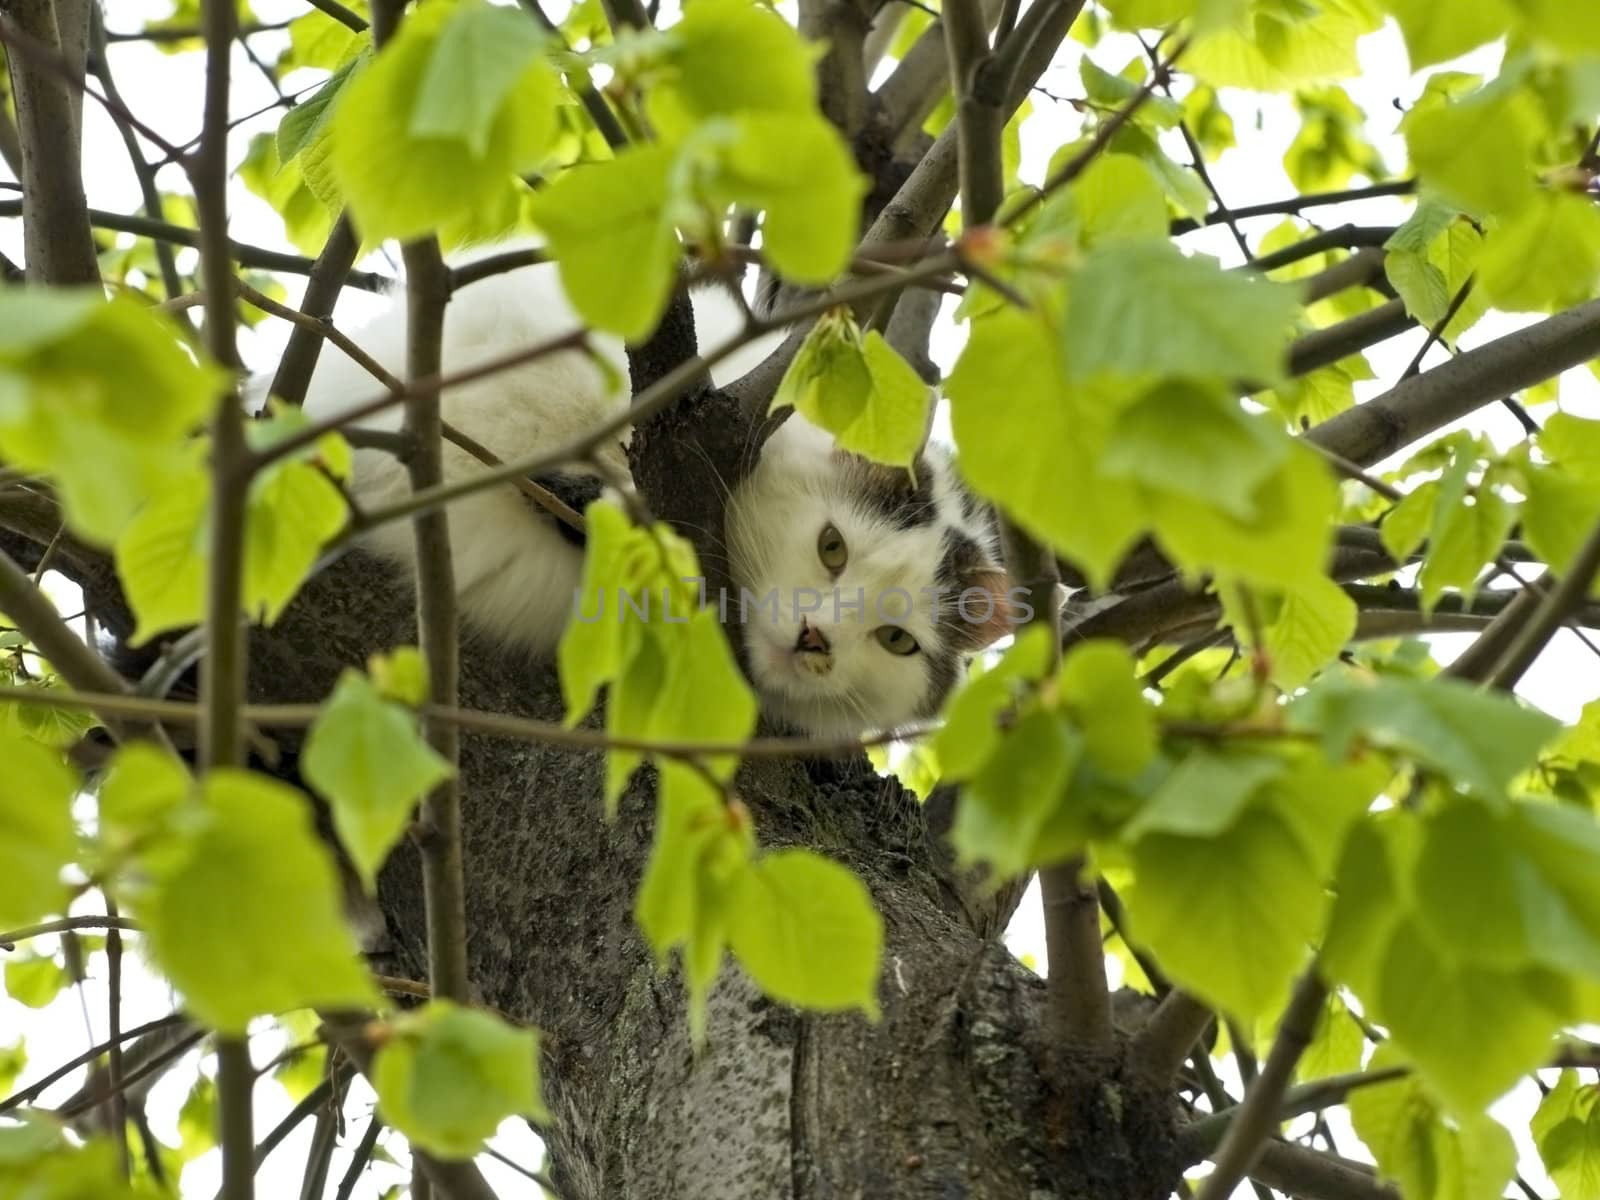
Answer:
[294,252,1010,736]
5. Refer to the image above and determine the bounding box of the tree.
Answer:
[1,0,1600,1196]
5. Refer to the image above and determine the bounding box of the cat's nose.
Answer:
[795,620,831,655]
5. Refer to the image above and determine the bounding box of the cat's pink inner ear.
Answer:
[959,570,1013,649]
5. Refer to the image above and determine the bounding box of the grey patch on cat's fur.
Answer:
[840,453,940,530]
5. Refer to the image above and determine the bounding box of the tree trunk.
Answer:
[245,552,1183,1200]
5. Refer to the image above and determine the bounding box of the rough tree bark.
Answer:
[238,550,1183,1200]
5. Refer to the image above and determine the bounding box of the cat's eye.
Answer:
[817,523,848,572]
[874,625,920,656]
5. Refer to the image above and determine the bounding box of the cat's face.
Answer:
[727,423,1010,738]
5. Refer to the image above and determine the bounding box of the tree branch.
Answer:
[1129,990,1213,1084]
[1194,967,1328,1200]
[803,0,871,135]
[87,4,182,301]
[1172,180,1416,234]
[191,3,254,1195]
[266,215,362,407]
[1288,298,1413,377]
[1309,297,1600,467]
[1248,225,1394,275]
[1,0,98,283]
[861,0,1076,249]
[1249,1142,1398,1200]
[1487,513,1600,690]
[0,199,392,290]
[372,0,470,1012]
[0,548,156,741]
[1180,1062,1409,1162]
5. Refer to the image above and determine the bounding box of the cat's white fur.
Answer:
[295,252,998,735]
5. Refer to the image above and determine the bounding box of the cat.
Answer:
[290,250,1015,737]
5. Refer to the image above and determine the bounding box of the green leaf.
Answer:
[176,1075,217,1163]
[1479,190,1600,314]
[1062,239,1303,386]
[0,292,223,545]
[1101,382,1290,521]
[4,953,67,1009]
[0,1040,23,1099]
[1062,153,1171,246]
[1523,463,1600,582]
[1350,1045,1518,1199]
[1296,992,1364,1082]
[634,764,750,1041]
[557,501,755,812]
[1380,0,1514,69]
[329,1,559,242]
[1378,480,1436,561]
[1122,749,1288,841]
[1291,674,1559,801]
[368,646,431,707]
[1187,0,1366,92]
[1412,801,1600,975]
[1058,640,1158,780]
[116,434,349,645]
[1124,804,1323,1022]
[97,742,192,851]
[1533,1070,1600,1200]
[1148,444,1339,593]
[372,1001,546,1160]
[279,53,364,165]
[1404,83,1539,218]
[726,849,883,1015]
[240,132,335,257]
[1377,917,1573,1111]
[410,4,547,158]
[952,709,1079,878]
[0,736,77,929]
[696,113,866,284]
[1255,575,1359,690]
[527,146,679,340]
[644,0,820,136]
[947,310,1145,588]
[1417,486,1516,611]
[0,677,99,750]
[558,500,646,724]
[934,625,1056,779]
[302,669,454,889]
[771,312,930,469]
[132,769,376,1033]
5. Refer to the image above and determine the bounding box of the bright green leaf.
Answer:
[0,736,77,929]
[528,145,679,340]
[133,769,376,1033]
[771,312,930,469]
[302,669,454,889]
[1062,239,1303,386]
[726,849,883,1016]
[329,1,559,242]
[372,1000,547,1160]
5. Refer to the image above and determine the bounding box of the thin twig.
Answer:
[1171,180,1417,234]
[267,215,363,407]
[373,0,471,1015]
[0,200,392,290]
[1005,37,1189,227]
[1194,968,1328,1200]
[1401,275,1475,378]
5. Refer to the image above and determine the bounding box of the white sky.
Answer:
[4,2,1597,1197]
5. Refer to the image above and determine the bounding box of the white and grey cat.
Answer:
[294,251,1013,737]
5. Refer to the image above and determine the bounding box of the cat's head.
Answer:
[727,420,1013,738]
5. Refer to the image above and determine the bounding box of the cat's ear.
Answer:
[952,569,1014,650]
